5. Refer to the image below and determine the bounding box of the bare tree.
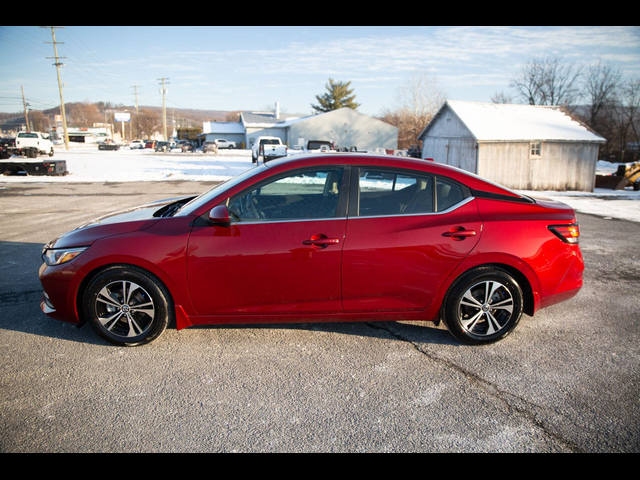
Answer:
[623,78,640,149]
[613,77,640,162]
[137,108,161,139]
[490,91,514,104]
[510,56,582,108]
[584,61,623,126]
[225,111,242,122]
[380,71,446,149]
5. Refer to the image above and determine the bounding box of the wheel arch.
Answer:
[75,262,176,326]
[440,262,537,320]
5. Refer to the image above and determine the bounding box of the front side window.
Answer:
[228,168,344,222]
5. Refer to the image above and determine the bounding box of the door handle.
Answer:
[302,234,340,248]
[442,227,477,240]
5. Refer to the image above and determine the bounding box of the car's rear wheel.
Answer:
[443,267,523,345]
[83,266,173,346]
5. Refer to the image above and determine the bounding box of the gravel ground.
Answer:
[0,181,638,452]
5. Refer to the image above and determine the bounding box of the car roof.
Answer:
[266,153,521,197]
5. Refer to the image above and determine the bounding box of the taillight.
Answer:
[548,224,580,244]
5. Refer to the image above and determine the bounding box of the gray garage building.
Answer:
[418,100,606,191]
[203,107,398,152]
[283,108,398,151]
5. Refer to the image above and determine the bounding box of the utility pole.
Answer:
[21,85,30,131]
[41,26,69,150]
[131,84,140,139]
[158,78,169,140]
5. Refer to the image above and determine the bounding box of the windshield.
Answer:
[175,164,267,216]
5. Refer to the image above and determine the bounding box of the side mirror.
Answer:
[208,205,230,226]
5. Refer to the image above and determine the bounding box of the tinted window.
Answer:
[358,169,434,216]
[436,177,465,211]
[229,168,343,222]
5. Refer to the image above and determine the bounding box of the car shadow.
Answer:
[0,240,456,347]
[192,321,457,346]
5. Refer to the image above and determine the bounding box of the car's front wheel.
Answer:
[442,267,523,345]
[83,266,173,346]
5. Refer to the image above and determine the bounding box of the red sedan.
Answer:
[39,154,583,346]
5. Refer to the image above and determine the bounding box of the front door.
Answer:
[187,166,348,316]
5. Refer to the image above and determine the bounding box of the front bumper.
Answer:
[38,261,83,324]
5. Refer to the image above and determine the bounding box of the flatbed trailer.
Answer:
[0,159,68,176]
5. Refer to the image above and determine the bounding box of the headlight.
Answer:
[42,247,88,266]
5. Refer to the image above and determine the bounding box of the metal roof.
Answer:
[419,100,606,143]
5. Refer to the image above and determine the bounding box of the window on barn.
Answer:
[530,142,542,157]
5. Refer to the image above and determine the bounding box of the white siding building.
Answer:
[418,101,606,191]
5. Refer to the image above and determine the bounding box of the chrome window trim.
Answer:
[232,217,347,226]
[231,196,475,225]
[350,196,475,220]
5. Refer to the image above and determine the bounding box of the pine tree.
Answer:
[311,79,361,113]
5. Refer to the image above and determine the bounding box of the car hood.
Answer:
[45,196,193,250]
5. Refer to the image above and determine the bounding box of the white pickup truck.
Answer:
[213,138,237,149]
[14,131,55,158]
[251,136,287,163]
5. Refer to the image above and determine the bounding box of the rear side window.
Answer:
[358,169,434,216]
[436,177,465,211]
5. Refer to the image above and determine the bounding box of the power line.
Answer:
[41,26,70,150]
[158,78,169,139]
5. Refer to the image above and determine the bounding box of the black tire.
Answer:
[633,180,640,191]
[49,148,54,157]
[442,267,523,345]
[28,148,37,158]
[83,266,173,346]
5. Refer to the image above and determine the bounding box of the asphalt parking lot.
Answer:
[0,181,638,452]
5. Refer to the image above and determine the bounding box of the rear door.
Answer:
[342,166,482,312]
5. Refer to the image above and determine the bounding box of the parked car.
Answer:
[154,141,173,153]
[98,139,120,151]
[202,141,219,154]
[213,138,236,149]
[144,140,156,149]
[129,140,145,149]
[407,144,421,158]
[368,147,388,155]
[10,131,55,157]
[306,140,333,151]
[178,140,195,153]
[251,136,287,163]
[39,154,584,347]
[0,137,15,159]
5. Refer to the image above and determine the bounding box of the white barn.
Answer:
[418,100,606,191]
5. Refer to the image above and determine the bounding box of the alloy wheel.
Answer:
[458,280,514,337]
[94,280,155,339]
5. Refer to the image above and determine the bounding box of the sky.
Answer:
[1,26,639,118]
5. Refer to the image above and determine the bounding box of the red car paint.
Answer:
[38,154,583,345]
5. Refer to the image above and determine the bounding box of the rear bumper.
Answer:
[539,250,584,310]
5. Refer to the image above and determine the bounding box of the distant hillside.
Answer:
[0,102,239,135]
